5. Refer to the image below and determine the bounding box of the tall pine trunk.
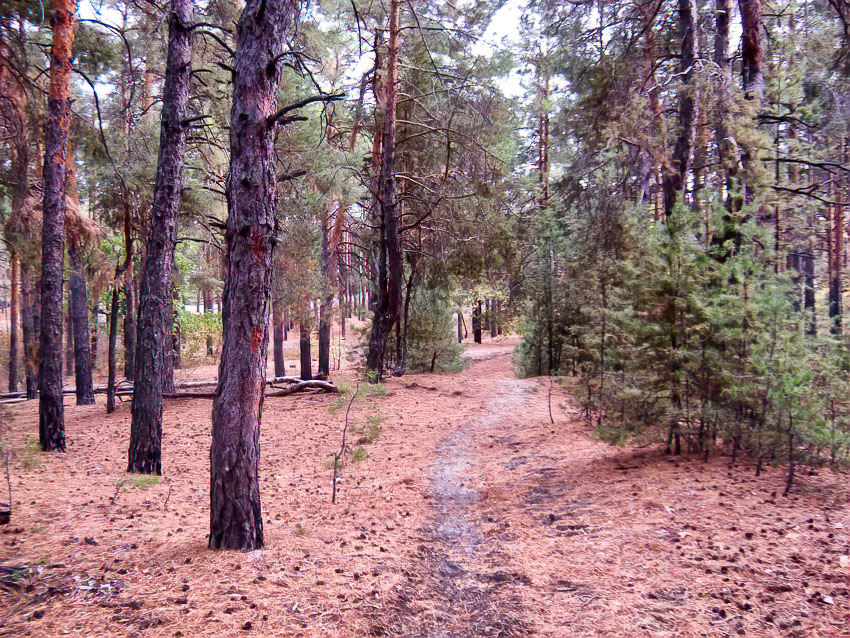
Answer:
[210,0,303,551]
[129,0,192,475]
[662,0,699,218]
[66,148,95,405]
[366,0,403,378]
[39,0,76,451]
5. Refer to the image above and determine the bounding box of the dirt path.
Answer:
[375,373,535,637]
[0,338,846,637]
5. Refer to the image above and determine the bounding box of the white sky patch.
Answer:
[472,0,526,99]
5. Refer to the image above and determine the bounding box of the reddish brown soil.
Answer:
[0,338,846,637]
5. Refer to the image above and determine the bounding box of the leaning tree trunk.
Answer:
[365,0,403,377]
[39,0,76,451]
[210,0,303,551]
[129,0,192,475]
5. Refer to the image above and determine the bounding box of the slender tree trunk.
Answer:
[21,264,39,399]
[66,148,95,405]
[210,0,302,551]
[68,246,94,404]
[473,300,482,344]
[829,150,845,334]
[129,0,192,475]
[272,296,285,376]
[8,256,18,393]
[39,0,77,451]
[318,203,333,378]
[457,310,463,343]
[203,287,214,356]
[90,303,99,371]
[123,276,135,380]
[299,321,312,381]
[803,247,816,335]
[106,279,121,414]
[65,297,73,376]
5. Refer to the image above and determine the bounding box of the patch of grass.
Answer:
[22,437,42,469]
[120,474,160,490]
[350,446,368,463]
[355,414,386,445]
[368,383,388,397]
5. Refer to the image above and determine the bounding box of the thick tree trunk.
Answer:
[272,296,285,377]
[8,257,18,393]
[299,322,312,381]
[129,0,192,475]
[662,0,699,218]
[210,0,302,551]
[68,245,95,405]
[39,0,76,451]
[366,0,403,377]
[21,264,39,400]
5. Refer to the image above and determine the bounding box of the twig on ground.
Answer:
[332,381,360,504]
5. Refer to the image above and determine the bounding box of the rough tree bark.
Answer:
[366,0,403,378]
[39,0,76,452]
[129,0,192,475]
[210,0,303,551]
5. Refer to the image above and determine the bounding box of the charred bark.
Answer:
[39,0,76,451]
[129,0,193,475]
[366,0,403,378]
[210,0,303,551]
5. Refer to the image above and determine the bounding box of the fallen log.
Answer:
[162,380,337,400]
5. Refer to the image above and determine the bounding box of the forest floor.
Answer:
[0,335,847,637]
